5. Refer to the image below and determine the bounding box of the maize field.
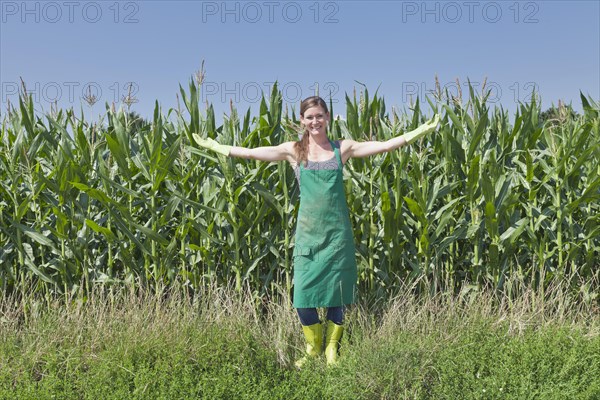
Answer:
[1,80,599,303]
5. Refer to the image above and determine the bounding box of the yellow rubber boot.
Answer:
[295,322,323,368]
[325,320,344,365]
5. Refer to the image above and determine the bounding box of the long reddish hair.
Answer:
[294,96,329,166]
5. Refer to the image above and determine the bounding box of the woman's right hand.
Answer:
[193,134,232,156]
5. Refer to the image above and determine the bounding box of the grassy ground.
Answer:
[1,282,598,400]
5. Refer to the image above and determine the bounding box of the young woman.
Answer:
[194,96,439,367]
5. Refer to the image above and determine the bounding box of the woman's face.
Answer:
[301,105,329,137]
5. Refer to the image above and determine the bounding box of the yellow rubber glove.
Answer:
[192,134,232,156]
[402,114,440,145]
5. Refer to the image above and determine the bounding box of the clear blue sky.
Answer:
[2,0,599,124]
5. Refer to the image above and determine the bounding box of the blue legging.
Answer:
[297,306,344,326]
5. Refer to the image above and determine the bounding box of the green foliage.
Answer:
[1,287,598,399]
[0,79,599,301]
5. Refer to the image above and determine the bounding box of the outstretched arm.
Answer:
[193,134,295,162]
[344,115,439,159]
[229,142,295,162]
[343,136,405,158]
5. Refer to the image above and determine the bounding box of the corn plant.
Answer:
[1,79,598,304]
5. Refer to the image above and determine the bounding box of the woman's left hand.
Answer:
[401,114,440,145]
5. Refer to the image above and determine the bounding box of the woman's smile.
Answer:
[301,106,329,136]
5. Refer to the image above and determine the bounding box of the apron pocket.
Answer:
[293,244,314,271]
[293,244,313,257]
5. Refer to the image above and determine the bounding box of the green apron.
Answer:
[292,139,358,308]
